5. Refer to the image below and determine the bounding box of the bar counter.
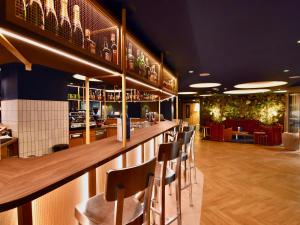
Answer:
[0,120,178,212]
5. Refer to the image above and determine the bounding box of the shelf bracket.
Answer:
[0,33,32,71]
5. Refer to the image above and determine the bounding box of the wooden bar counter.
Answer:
[0,121,177,212]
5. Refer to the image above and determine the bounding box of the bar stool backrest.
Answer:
[157,142,182,162]
[177,131,193,146]
[105,158,156,225]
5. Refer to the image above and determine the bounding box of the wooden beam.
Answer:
[0,34,32,71]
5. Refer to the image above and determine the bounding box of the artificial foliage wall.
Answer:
[201,94,286,125]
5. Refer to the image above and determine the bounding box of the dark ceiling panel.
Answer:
[97,0,300,93]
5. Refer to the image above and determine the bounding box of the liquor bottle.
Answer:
[134,49,141,72]
[145,57,150,79]
[139,52,146,76]
[16,0,26,20]
[26,0,45,30]
[102,37,111,61]
[110,32,118,64]
[150,65,158,83]
[127,42,134,70]
[44,0,58,34]
[72,5,84,48]
[85,29,96,54]
[58,0,72,42]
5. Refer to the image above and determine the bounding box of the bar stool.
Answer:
[75,158,156,225]
[151,141,182,225]
[175,130,194,207]
[183,126,197,184]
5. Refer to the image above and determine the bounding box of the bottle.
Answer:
[85,29,96,54]
[26,0,45,30]
[15,0,26,20]
[58,0,72,42]
[110,32,118,64]
[145,57,150,79]
[134,49,141,72]
[72,5,84,48]
[44,0,58,34]
[139,52,146,76]
[102,37,111,61]
[127,42,134,70]
[150,65,158,83]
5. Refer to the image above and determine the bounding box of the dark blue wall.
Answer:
[0,63,69,101]
[127,102,141,118]
[161,98,174,120]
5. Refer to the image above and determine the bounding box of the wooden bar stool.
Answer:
[75,158,156,225]
[151,141,182,225]
[175,130,194,207]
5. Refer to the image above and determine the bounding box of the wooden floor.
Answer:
[194,133,300,225]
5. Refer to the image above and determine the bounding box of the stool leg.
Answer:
[175,179,182,225]
[188,159,193,207]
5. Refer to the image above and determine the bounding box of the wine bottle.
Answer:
[15,0,26,20]
[135,49,141,73]
[139,52,146,76]
[44,0,58,34]
[26,0,45,30]
[102,37,111,61]
[145,57,150,79]
[85,29,96,54]
[58,0,72,42]
[72,5,84,48]
[127,42,135,70]
[110,32,118,64]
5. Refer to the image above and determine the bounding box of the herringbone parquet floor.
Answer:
[194,134,300,225]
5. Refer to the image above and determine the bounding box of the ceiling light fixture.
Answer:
[200,94,213,97]
[289,76,300,79]
[178,91,197,95]
[224,89,270,95]
[297,40,300,44]
[274,90,287,93]
[188,70,194,74]
[283,69,290,73]
[199,73,211,77]
[189,83,221,88]
[73,74,103,82]
[234,81,287,89]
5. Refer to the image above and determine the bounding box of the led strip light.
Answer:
[0,27,176,98]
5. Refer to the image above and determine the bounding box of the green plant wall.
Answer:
[201,94,286,125]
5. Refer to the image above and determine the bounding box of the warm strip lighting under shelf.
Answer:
[0,27,121,76]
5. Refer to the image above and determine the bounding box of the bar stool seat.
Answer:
[75,194,143,225]
[155,163,176,186]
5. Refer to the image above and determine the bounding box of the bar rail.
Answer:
[0,120,178,212]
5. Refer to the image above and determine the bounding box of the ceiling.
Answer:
[98,0,300,94]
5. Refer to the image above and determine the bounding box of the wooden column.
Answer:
[176,95,179,120]
[18,202,33,225]
[121,8,127,167]
[85,77,96,196]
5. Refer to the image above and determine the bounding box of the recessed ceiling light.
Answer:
[200,94,213,97]
[188,70,194,74]
[178,91,197,95]
[73,74,103,82]
[224,89,270,95]
[289,76,300,79]
[234,81,287,89]
[297,40,300,44]
[199,73,211,77]
[283,69,290,73]
[189,83,221,88]
[274,90,287,93]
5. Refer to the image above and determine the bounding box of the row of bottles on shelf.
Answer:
[16,0,118,64]
[126,42,158,83]
[68,89,159,102]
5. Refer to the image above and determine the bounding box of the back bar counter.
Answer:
[0,121,178,225]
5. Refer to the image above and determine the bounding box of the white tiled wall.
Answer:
[1,100,69,158]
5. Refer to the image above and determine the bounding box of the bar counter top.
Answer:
[0,121,178,212]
